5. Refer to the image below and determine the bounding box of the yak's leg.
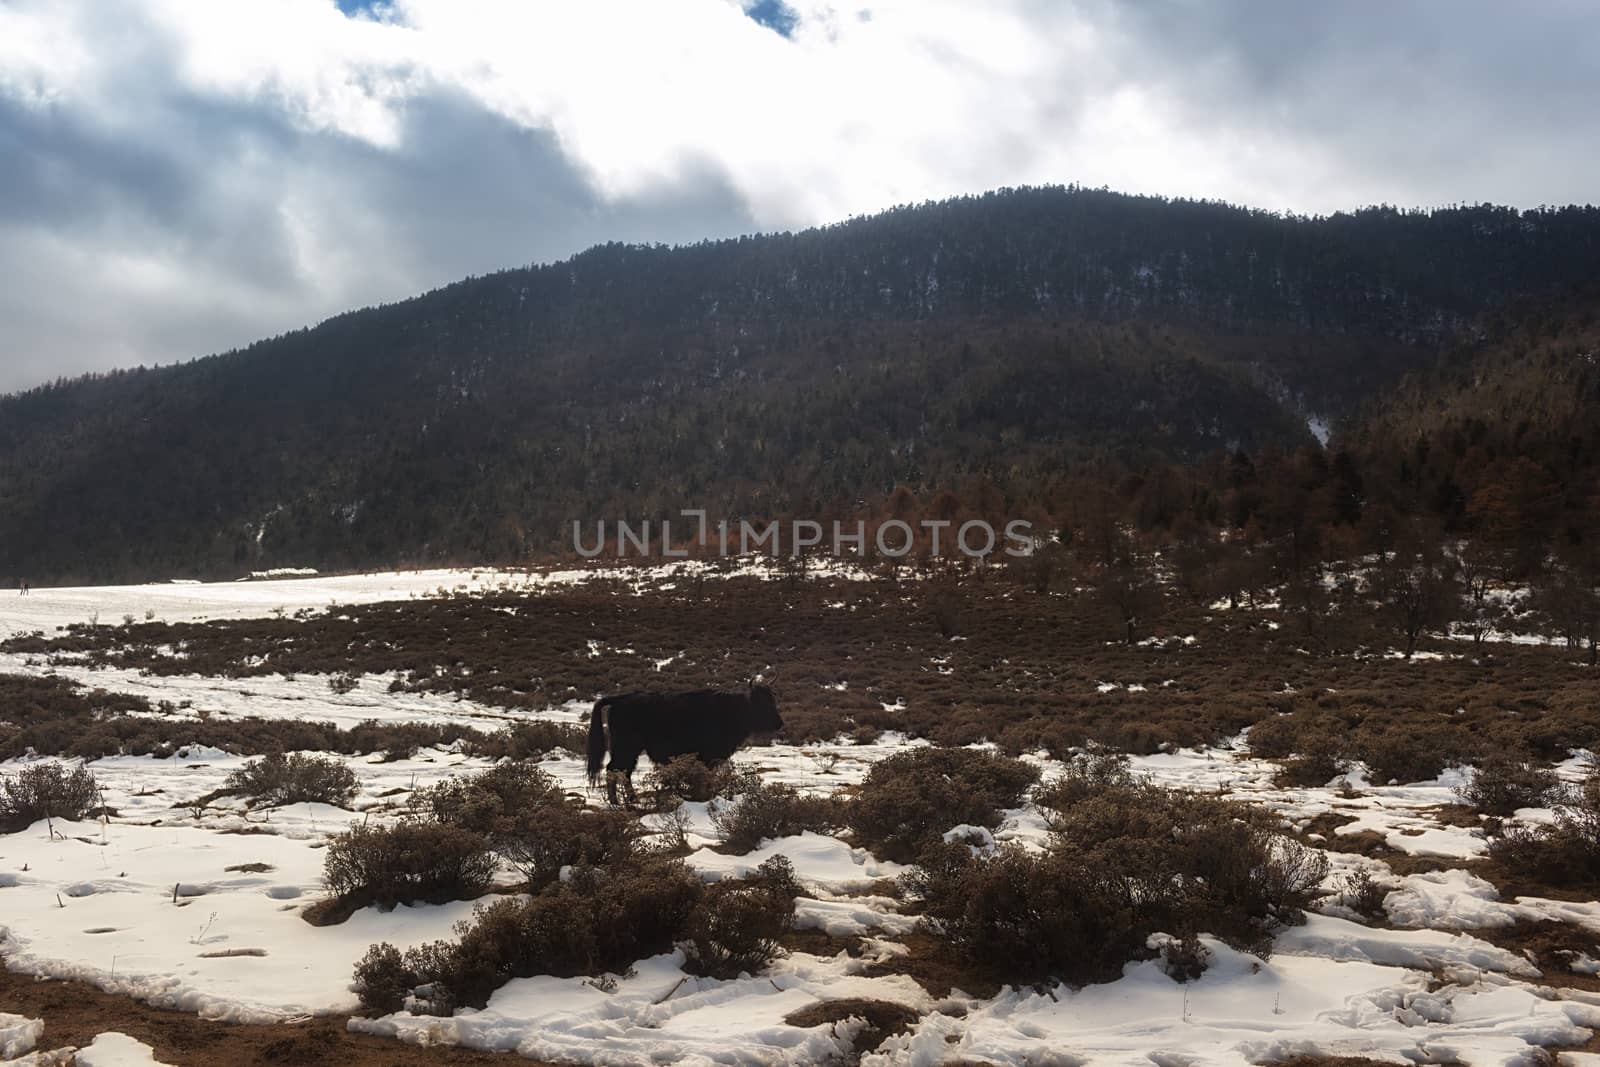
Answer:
[607,744,643,809]
[603,769,638,810]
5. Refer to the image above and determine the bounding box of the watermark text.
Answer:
[572,510,1033,560]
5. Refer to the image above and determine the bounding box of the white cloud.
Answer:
[0,0,1597,389]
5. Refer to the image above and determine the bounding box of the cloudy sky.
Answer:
[2,0,1596,392]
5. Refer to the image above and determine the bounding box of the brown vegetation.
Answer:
[682,856,803,979]
[354,857,707,1015]
[711,781,847,854]
[6,559,1593,775]
[0,759,100,831]
[0,967,533,1067]
[321,821,498,915]
[1485,766,1600,889]
[1456,755,1559,815]
[903,774,1328,986]
[847,747,1039,863]
[226,752,357,808]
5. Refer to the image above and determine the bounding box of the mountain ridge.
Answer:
[4,185,1600,583]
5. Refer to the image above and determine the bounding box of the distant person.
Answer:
[19,579,27,596]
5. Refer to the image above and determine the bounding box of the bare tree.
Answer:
[1373,547,1459,658]
[1531,561,1600,664]
[1091,538,1163,645]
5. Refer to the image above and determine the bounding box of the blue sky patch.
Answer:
[745,0,799,39]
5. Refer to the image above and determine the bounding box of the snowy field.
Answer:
[0,568,528,638]
[0,559,874,641]
[3,569,1600,1065]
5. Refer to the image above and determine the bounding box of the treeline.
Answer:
[767,430,1600,657]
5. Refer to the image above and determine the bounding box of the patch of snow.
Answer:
[0,819,483,1020]
[355,949,929,1064]
[793,897,918,938]
[1385,870,1518,930]
[1276,913,1538,977]
[0,561,881,640]
[866,934,1586,1066]
[74,1032,175,1066]
[941,824,996,853]
[0,1013,44,1058]
[1333,809,1485,859]
[688,833,903,893]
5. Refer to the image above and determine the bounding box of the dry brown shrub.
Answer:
[0,760,100,830]
[414,760,564,833]
[642,755,761,807]
[1036,777,1328,957]
[711,782,846,854]
[1457,756,1558,815]
[322,820,497,910]
[496,802,642,890]
[356,857,704,1014]
[683,856,801,978]
[848,747,1038,863]
[904,842,1144,985]
[226,752,357,807]
[1487,766,1600,887]
[466,721,587,760]
[1353,725,1455,785]
[1032,744,1134,811]
[1272,730,1348,788]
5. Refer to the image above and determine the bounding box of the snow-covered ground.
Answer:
[0,568,537,638]
[0,657,576,732]
[353,949,934,1063]
[6,715,1596,1063]
[4,570,1599,1065]
[0,559,878,640]
[873,932,1599,1066]
[0,1023,174,1065]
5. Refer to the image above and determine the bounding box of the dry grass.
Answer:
[7,571,1590,769]
[0,967,536,1067]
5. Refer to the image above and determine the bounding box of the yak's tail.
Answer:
[586,697,611,785]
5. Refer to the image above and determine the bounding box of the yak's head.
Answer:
[746,683,783,734]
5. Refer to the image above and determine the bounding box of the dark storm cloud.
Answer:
[0,91,320,297]
[0,81,754,393]
[0,98,191,230]
[320,93,756,288]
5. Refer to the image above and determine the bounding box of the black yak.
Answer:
[586,683,782,806]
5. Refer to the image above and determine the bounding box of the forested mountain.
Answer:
[1347,293,1600,558]
[4,186,1600,584]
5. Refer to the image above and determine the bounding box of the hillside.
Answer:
[4,186,1600,583]
[1348,293,1600,555]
